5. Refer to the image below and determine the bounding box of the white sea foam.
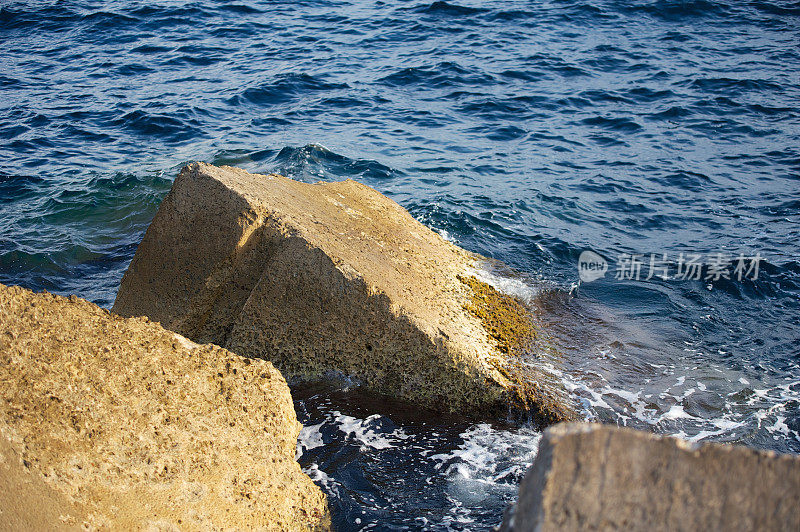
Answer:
[468,265,540,305]
[556,353,800,445]
[332,412,409,450]
[431,422,542,515]
[297,421,326,456]
[303,463,341,498]
[767,416,790,436]
[658,404,696,422]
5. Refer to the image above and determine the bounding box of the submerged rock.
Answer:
[113,162,576,424]
[505,422,800,531]
[0,284,329,530]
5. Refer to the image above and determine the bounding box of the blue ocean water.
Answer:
[1,0,799,529]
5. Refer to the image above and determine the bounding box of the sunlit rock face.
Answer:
[114,162,576,424]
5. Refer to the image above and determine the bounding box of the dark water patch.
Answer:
[293,382,537,530]
[624,87,678,103]
[581,115,643,133]
[589,134,629,147]
[647,106,693,120]
[217,3,266,15]
[0,3,79,32]
[498,69,547,83]
[0,169,170,306]
[482,125,527,141]
[161,45,228,67]
[0,75,25,89]
[209,24,259,38]
[112,110,202,142]
[0,124,30,139]
[0,173,45,199]
[526,131,585,148]
[59,125,114,143]
[580,55,634,73]
[388,109,454,129]
[78,10,139,29]
[313,96,371,110]
[578,89,636,105]
[750,1,800,16]
[129,4,210,27]
[683,118,781,139]
[487,9,536,22]
[746,102,798,117]
[113,63,156,76]
[457,96,553,120]
[546,2,617,24]
[618,0,734,21]
[130,43,173,54]
[652,170,713,191]
[688,77,783,93]
[211,148,278,169]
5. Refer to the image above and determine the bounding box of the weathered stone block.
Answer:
[113,163,575,423]
[507,422,800,531]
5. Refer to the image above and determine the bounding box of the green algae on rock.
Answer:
[457,274,575,425]
[114,162,577,424]
[0,283,329,531]
[457,274,539,356]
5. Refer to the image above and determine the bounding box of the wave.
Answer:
[410,1,489,16]
[230,73,348,107]
[378,61,495,88]
[111,109,202,142]
[272,144,399,183]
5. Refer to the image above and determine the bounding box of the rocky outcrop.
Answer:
[113,162,576,424]
[0,284,329,530]
[506,422,800,531]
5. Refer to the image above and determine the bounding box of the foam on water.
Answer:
[332,412,411,451]
[297,421,326,454]
[557,349,800,447]
[469,265,541,305]
[293,385,543,530]
[434,424,541,489]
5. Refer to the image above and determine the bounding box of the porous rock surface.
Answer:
[506,422,800,531]
[0,283,329,530]
[113,162,575,423]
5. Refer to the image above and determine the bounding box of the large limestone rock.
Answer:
[506,422,800,531]
[0,284,329,530]
[113,162,575,423]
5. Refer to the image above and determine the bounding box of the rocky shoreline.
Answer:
[2,163,798,530]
